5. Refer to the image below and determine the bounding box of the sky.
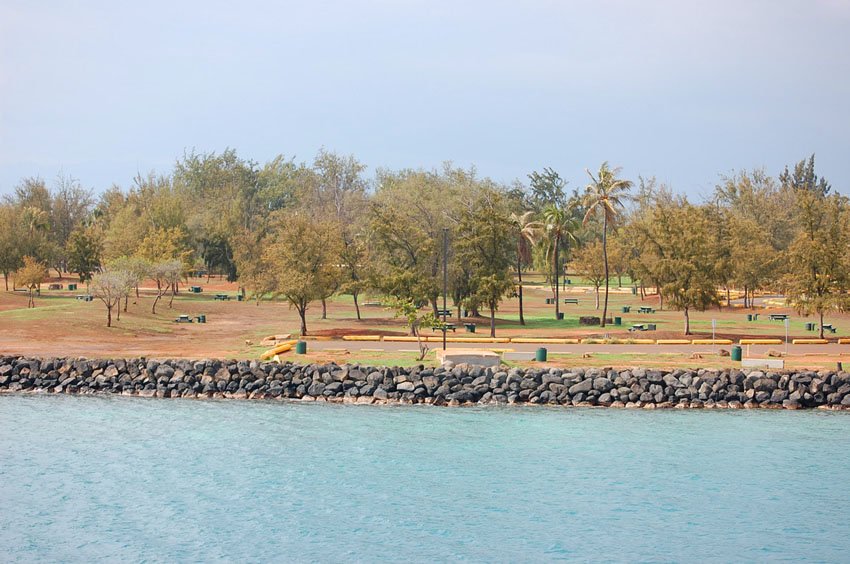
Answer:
[1,0,849,198]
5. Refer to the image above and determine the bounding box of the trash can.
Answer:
[197,314,206,323]
[295,341,307,354]
[68,283,77,291]
[622,306,630,313]
[557,312,564,320]
[614,316,622,326]
[731,345,742,362]
[747,314,752,321]
[535,347,548,362]
[465,323,476,333]
[806,322,815,331]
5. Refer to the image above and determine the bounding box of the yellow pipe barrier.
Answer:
[261,342,295,360]
[342,335,383,341]
[383,336,421,342]
[838,338,850,345]
[739,339,783,345]
[510,338,580,344]
[426,336,512,343]
[791,338,829,345]
[691,339,734,345]
[655,339,692,345]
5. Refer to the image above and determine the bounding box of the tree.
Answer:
[91,270,132,327]
[542,204,578,320]
[780,154,830,196]
[387,297,436,361]
[149,260,183,314]
[338,235,371,321]
[16,256,48,308]
[263,214,342,336]
[66,224,103,288]
[107,256,150,311]
[0,205,22,290]
[572,241,606,309]
[783,191,850,338]
[527,167,567,212]
[649,203,720,334]
[509,211,542,325]
[456,189,516,337]
[583,162,633,327]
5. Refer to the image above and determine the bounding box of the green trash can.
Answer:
[806,322,815,331]
[237,294,244,302]
[557,312,564,320]
[68,283,77,291]
[535,347,548,362]
[295,341,307,354]
[464,323,476,333]
[622,306,630,313]
[731,345,742,362]
[747,314,753,321]
[614,316,622,326]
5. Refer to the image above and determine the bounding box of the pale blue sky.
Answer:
[1,0,849,197]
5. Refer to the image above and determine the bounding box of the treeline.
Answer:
[1,150,847,338]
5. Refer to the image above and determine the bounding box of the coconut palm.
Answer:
[542,204,578,320]
[583,162,633,327]
[509,211,542,325]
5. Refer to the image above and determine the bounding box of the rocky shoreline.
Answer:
[1,356,850,409]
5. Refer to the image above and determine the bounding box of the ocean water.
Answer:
[1,396,849,563]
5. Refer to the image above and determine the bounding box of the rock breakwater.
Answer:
[1,356,850,409]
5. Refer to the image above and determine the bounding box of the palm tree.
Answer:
[583,162,633,327]
[509,211,542,325]
[543,205,578,320]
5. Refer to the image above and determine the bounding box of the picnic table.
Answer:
[563,298,579,304]
[433,323,456,332]
[823,323,837,333]
[629,323,657,332]
[75,294,93,302]
[48,283,62,290]
[174,315,193,323]
[214,294,231,301]
[769,314,789,321]
[436,309,452,317]
[638,306,654,314]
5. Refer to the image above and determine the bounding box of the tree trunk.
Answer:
[116,300,121,321]
[684,307,690,335]
[321,298,327,320]
[490,304,496,338]
[135,284,140,299]
[743,285,748,308]
[618,273,622,288]
[3,272,7,291]
[353,292,361,320]
[819,312,825,339]
[107,305,112,327]
[595,287,600,309]
[517,254,525,326]
[152,290,162,314]
[124,295,128,312]
[298,305,307,336]
[168,285,175,308]
[601,215,609,327]
[659,291,664,311]
[456,303,462,320]
[554,238,560,320]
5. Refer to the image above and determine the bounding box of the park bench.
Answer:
[363,301,383,307]
[48,283,62,290]
[432,323,456,332]
[75,294,93,302]
[638,306,654,314]
[563,298,579,304]
[188,286,203,293]
[823,324,838,334]
[214,294,231,301]
[174,315,193,323]
[769,314,789,321]
[436,309,452,317]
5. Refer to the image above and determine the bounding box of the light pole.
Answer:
[442,228,448,351]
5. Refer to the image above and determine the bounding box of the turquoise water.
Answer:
[1,396,849,562]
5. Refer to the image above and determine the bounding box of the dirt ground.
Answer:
[1,274,848,368]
